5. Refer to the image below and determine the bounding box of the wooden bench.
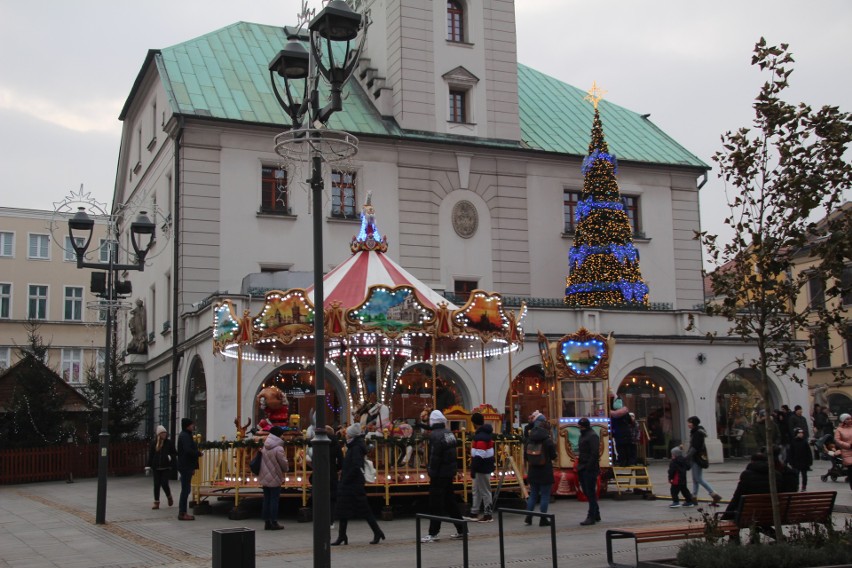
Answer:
[605,491,837,567]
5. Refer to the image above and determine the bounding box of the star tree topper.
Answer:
[584,81,607,109]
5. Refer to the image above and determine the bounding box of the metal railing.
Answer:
[415,514,472,568]
[497,508,557,568]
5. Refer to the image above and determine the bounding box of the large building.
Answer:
[0,207,107,383]
[112,0,806,457]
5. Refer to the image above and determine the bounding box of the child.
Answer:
[668,443,695,508]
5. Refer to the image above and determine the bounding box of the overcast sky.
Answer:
[1,1,850,263]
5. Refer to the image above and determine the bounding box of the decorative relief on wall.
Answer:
[452,200,478,239]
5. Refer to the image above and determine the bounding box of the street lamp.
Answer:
[269,2,367,566]
[68,206,155,525]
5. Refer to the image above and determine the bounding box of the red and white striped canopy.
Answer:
[305,250,458,312]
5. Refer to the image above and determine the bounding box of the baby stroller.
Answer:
[819,454,846,483]
[812,434,846,482]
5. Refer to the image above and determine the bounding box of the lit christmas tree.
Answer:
[565,83,649,307]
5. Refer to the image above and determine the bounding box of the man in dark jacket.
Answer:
[524,414,557,526]
[176,417,203,521]
[464,412,495,522]
[788,405,809,439]
[421,410,465,543]
[787,427,813,491]
[577,417,600,525]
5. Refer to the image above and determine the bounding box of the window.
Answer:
[0,283,10,319]
[331,170,357,219]
[159,376,170,429]
[61,348,83,383]
[99,239,110,263]
[260,166,289,214]
[841,264,852,306]
[64,236,85,261]
[28,285,48,320]
[28,234,50,259]
[449,89,467,123]
[96,349,105,377]
[0,346,9,370]
[454,279,478,301]
[622,195,642,235]
[0,232,13,257]
[808,275,826,310]
[563,190,582,233]
[812,330,831,369]
[64,286,83,321]
[447,0,464,42]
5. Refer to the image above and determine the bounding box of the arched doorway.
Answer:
[828,392,852,418]
[505,365,548,429]
[186,356,208,439]
[615,367,681,459]
[256,364,345,430]
[715,369,766,458]
[392,363,468,417]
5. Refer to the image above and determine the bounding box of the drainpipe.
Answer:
[697,171,708,189]
[169,119,183,438]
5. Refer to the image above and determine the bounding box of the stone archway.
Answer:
[615,367,683,459]
[504,364,548,429]
[255,364,347,430]
[186,356,208,439]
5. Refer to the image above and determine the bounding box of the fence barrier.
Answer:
[415,513,471,568]
[496,507,557,568]
[0,441,148,484]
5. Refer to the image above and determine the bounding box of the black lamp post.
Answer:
[269,3,366,567]
[69,207,155,525]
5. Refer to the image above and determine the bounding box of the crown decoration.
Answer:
[350,191,389,253]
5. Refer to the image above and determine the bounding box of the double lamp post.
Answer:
[68,207,155,525]
[268,1,367,566]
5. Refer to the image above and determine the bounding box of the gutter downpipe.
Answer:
[170,118,184,438]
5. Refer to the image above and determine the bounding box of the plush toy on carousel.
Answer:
[255,385,290,436]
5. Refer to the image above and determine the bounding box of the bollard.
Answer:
[212,527,255,568]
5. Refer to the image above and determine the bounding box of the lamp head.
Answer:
[68,207,94,259]
[309,0,362,41]
[269,37,309,79]
[129,211,155,264]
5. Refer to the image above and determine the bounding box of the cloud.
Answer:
[0,87,122,133]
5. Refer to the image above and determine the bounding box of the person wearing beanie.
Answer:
[176,418,203,520]
[685,416,722,505]
[146,425,176,510]
[788,405,809,439]
[834,413,852,490]
[421,409,465,543]
[667,442,694,508]
[332,420,385,545]
[576,417,600,525]
[523,410,542,441]
[259,424,289,530]
[524,413,557,527]
[787,426,813,491]
[464,412,495,523]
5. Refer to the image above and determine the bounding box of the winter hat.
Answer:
[346,423,362,438]
[429,410,447,426]
[156,425,167,436]
[687,416,700,426]
[529,410,542,422]
[840,413,851,423]
[534,413,547,424]
[181,418,194,429]
[671,446,683,458]
[269,426,285,438]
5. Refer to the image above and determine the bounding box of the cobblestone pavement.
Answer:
[1,460,849,567]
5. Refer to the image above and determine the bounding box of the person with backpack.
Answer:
[420,410,466,543]
[524,413,557,526]
[464,412,495,523]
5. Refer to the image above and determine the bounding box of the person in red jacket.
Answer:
[464,412,495,523]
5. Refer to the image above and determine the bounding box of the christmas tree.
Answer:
[565,84,649,307]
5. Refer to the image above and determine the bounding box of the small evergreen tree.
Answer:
[565,87,649,307]
[81,363,147,442]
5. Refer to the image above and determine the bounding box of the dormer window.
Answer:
[443,66,478,125]
[449,90,467,123]
[447,1,464,42]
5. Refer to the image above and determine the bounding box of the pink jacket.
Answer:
[258,433,289,487]
[834,423,852,466]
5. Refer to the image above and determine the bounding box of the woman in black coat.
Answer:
[146,425,177,509]
[332,423,385,546]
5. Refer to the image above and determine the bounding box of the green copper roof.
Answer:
[146,21,707,170]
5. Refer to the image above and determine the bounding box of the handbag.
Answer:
[362,458,377,483]
[249,450,263,475]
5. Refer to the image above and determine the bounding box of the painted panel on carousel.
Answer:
[349,285,435,336]
[552,328,613,380]
[254,289,314,343]
[454,290,509,340]
[213,300,240,350]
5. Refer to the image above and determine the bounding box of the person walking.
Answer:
[834,413,852,490]
[464,412,495,523]
[577,417,601,525]
[788,405,809,438]
[787,427,813,491]
[421,410,466,543]
[176,418,203,521]
[259,426,289,530]
[667,444,694,508]
[523,413,557,526]
[332,423,385,545]
[146,425,176,510]
[685,416,722,505]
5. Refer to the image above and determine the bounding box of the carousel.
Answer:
[193,196,528,517]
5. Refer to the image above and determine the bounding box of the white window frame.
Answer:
[99,239,110,263]
[0,282,11,319]
[28,284,48,320]
[330,169,358,219]
[0,346,10,369]
[64,286,84,321]
[64,236,86,262]
[61,348,84,383]
[0,231,14,257]
[28,233,50,260]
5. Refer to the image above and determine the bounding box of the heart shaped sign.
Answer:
[560,338,606,375]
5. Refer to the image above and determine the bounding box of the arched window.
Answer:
[447,1,464,42]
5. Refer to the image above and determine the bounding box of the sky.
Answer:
[1,1,850,265]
